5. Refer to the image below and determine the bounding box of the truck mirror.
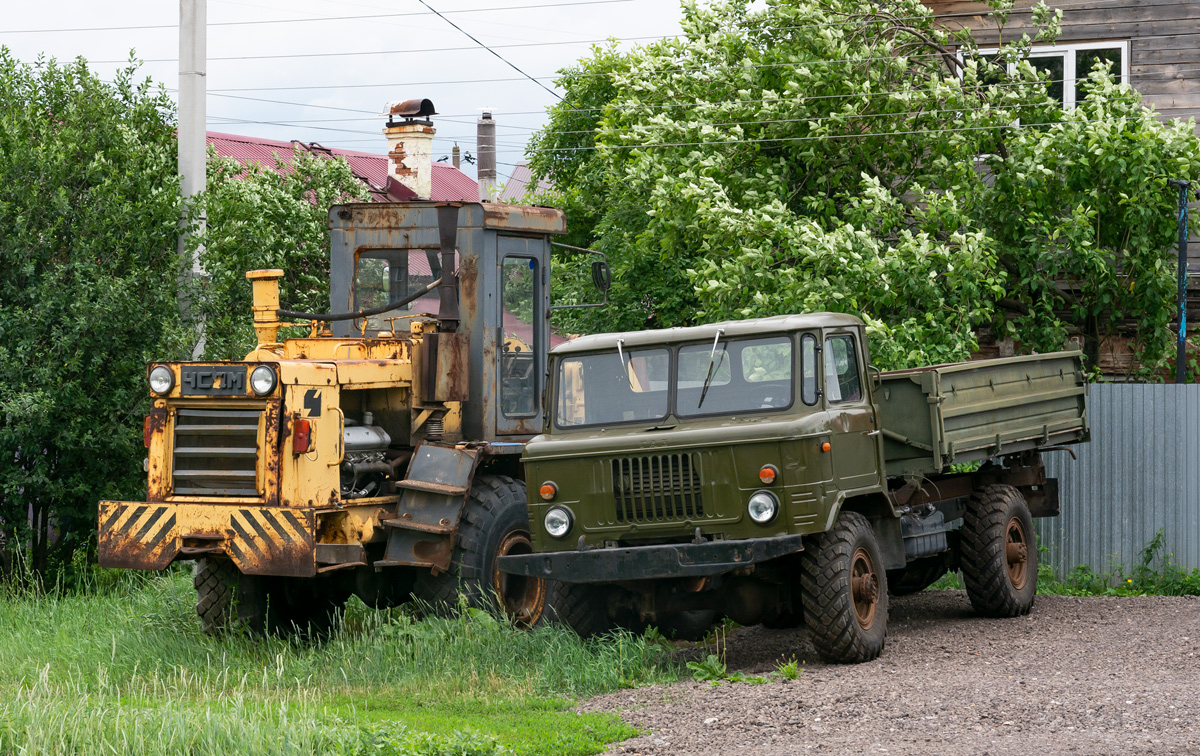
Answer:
[591,260,612,292]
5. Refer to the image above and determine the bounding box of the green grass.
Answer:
[930,531,1200,597]
[0,569,675,756]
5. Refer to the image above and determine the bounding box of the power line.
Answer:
[0,0,633,34]
[414,0,562,101]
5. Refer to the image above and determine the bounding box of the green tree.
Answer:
[0,51,187,579]
[529,0,1200,372]
[191,149,371,360]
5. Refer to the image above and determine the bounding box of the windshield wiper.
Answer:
[616,338,633,389]
[697,328,726,409]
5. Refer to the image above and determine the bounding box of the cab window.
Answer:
[555,348,669,427]
[823,334,862,403]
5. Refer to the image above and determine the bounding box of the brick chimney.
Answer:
[384,98,437,200]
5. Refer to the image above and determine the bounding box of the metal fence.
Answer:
[1039,383,1200,574]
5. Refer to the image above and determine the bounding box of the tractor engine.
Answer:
[341,412,393,499]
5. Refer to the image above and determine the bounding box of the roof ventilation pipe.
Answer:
[477,111,497,202]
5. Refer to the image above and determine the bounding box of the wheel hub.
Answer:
[1005,516,1029,590]
[850,547,879,630]
[492,530,548,628]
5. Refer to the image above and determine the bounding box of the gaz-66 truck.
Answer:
[497,314,1088,663]
[98,200,602,634]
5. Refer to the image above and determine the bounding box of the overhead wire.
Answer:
[0,0,635,34]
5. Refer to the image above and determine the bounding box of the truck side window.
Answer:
[801,334,818,405]
[824,334,862,403]
[501,256,539,416]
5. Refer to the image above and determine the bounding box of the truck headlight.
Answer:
[250,365,277,396]
[544,506,574,539]
[747,491,778,525]
[148,365,174,395]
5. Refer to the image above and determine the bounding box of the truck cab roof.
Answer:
[551,312,865,355]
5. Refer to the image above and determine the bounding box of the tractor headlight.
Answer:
[544,506,574,539]
[747,491,778,525]
[250,365,277,396]
[148,365,174,395]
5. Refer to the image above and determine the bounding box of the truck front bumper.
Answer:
[497,534,806,583]
[98,500,317,577]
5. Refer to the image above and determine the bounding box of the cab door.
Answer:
[496,235,548,435]
[823,330,884,492]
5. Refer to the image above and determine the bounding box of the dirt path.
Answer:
[587,591,1200,755]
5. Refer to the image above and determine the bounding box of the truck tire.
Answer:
[411,475,551,627]
[548,582,648,638]
[960,484,1037,617]
[887,555,951,597]
[193,557,269,635]
[800,511,888,663]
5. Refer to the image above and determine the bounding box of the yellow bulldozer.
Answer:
[98,200,605,634]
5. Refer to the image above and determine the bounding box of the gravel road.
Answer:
[587,591,1200,755]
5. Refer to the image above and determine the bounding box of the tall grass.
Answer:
[0,568,675,755]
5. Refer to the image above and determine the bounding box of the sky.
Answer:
[1,0,685,179]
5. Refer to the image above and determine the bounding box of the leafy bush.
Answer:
[0,50,188,579]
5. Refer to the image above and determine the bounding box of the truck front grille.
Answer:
[612,453,704,523]
[172,408,261,496]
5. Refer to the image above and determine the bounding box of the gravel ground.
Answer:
[586,591,1200,755]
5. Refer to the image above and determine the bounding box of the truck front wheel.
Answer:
[412,475,551,627]
[960,484,1037,617]
[800,511,888,663]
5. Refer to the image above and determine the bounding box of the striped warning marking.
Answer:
[97,502,178,569]
[227,508,314,577]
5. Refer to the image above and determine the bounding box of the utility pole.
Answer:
[179,0,207,357]
[1168,179,1190,384]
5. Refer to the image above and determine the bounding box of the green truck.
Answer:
[498,313,1088,663]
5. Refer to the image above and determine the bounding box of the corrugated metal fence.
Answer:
[1039,383,1200,573]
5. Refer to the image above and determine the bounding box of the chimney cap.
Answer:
[390,98,437,118]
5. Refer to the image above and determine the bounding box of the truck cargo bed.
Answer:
[878,351,1088,478]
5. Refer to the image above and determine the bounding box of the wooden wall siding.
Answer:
[921,1,1200,126]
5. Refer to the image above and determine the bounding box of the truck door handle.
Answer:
[865,430,881,438]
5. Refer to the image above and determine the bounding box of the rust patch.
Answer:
[412,537,453,572]
[226,507,316,577]
[482,204,566,234]
[97,500,180,570]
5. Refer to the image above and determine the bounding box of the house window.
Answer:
[978,41,1129,109]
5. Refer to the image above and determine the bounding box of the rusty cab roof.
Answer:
[552,312,865,355]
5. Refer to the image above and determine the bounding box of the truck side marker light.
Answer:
[539,482,558,501]
[293,418,312,454]
[759,464,778,485]
[821,442,831,452]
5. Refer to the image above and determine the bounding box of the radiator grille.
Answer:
[611,453,704,523]
[172,408,261,496]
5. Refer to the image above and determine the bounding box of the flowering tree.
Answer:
[530,0,1200,373]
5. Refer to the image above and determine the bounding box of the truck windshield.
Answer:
[556,348,669,427]
[677,335,793,416]
[555,335,795,428]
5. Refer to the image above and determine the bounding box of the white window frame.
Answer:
[976,40,1131,109]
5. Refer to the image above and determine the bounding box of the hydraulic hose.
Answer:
[276,277,443,322]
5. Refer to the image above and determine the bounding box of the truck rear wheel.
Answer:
[411,475,551,627]
[961,484,1037,617]
[800,511,888,663]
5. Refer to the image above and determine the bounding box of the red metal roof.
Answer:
[207,131,478,202]
[431,162,480,202]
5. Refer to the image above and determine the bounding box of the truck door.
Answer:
[823,331,884,492]
[496,235,547,435]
